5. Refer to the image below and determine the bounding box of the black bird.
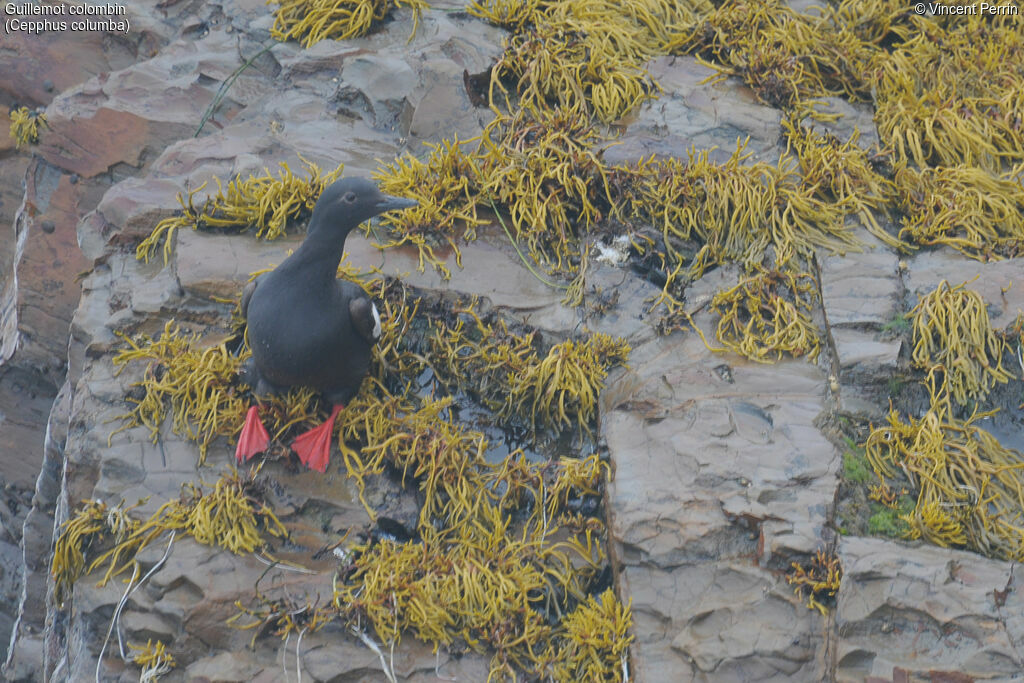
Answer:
[236,177,416,472]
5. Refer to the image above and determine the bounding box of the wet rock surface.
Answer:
[836,537,1024,681]
[1,3,1023,682]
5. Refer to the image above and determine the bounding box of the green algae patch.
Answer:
[866,497,913,539]
[842,448,871,485]
[8,106,46,149]
[136,158,344,264]
[835,432,914,542]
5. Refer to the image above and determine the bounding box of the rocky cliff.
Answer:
[3,1,1024,682]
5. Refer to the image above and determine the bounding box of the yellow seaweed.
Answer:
[864,402,1024,561]
[52,471,287,605]
[711,267,821,363]
[895,165,1024,260]
[136,159,344,264]
[129,640,176,680]
[8,106,46,149]
[787,549,842,615]
[908,279,1015,405]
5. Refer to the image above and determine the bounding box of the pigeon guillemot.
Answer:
[235,177,417,472]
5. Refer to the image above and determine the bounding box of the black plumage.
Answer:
[236,177,415,470]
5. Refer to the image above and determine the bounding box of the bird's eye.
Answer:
[343,192,356,203]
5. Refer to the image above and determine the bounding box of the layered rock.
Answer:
[1,3,1023,682]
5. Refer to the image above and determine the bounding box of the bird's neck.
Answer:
[284,221,354,285]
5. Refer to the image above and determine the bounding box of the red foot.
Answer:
[236,406,270,462]
[292,404,343,473]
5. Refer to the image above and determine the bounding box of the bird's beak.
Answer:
[376,194,418,213]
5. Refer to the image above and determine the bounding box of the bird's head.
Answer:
[310,177,417,235]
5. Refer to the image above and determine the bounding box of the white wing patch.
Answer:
[371,302,382,340]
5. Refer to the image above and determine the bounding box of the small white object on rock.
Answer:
[593,234,632,266]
